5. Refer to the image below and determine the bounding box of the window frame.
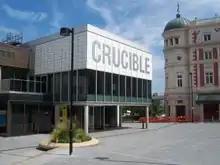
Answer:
[204,51,212,60]
[177,73,183,87]
[205,72,213,84]
[203,33,211,41]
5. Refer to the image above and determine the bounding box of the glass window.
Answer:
[205,72,213,84]
[87,70,96,95]
[61,72,68,101]
[177,73,183,87]
[105,72,112,95]
[78,70,87,101]
[113,74,119,96]
[48,74,53,95]
[126,76,131,97]
[132,78,137,97]
[143,80,147,98]
[165,40,168,46]
[120,75,125,97]
[41,76,47,93]
[175,37,179,44]
[204,34,211,41]
[170,38,173,45]
[36,76,41,93]
[54,73,61,101]
[147,80,152,99]
[97,71,104,95]
[138,79,142,97]
[205,51,212,60]
[29,76,35,92]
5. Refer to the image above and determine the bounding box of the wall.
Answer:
[34,31,87,75]
[0,43,29,68]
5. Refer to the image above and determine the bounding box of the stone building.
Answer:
[163,5,220,121]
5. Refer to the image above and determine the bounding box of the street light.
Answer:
[189,72,194,123]
[60,27,74,155]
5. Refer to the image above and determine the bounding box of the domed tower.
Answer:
[163,3,191,118]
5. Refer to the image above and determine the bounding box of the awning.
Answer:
[196,93,220,104]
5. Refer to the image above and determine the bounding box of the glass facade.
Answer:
[42,69,151,104]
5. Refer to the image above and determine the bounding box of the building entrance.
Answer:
[203,104,219,121]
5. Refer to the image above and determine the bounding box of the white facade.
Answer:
[28,24,152,80]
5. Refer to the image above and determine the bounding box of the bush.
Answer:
[50,120,92,143]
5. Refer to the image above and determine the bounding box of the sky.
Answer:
[0,0,220,93]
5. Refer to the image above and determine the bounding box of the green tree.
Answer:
[149,100,164,116]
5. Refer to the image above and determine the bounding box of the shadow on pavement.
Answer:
[94,157,181,165]
[0,145,37,152]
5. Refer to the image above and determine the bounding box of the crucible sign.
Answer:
[91,40,151,75]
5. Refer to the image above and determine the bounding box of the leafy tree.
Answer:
[149,100,164,116]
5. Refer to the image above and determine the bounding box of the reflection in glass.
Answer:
[97,71,104,95]
[120,75,125,97]
[105,73,111,95]
[113,74,119,96]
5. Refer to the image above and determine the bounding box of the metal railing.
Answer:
[0,78,46,94]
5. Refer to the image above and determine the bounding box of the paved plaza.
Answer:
[0,123,220,165]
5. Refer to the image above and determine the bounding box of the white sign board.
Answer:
[87,32,152,80]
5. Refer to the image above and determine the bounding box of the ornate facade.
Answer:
[163,6,220,121]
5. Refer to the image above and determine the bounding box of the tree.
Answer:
[149,100,164,116]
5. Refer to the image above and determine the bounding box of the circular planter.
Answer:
[38,138,99,150]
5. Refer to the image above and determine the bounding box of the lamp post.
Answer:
[60,27,74,155]
[189,72,194,123]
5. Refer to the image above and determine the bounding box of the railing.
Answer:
[139,116,201,123]
[0,78,46,94]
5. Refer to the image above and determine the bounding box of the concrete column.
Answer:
[54,105,59,127]
[116,105,120,127]
[171,106,176,117]
[84,105,89,135]
[7,101,12,136]
[145,106,149,129]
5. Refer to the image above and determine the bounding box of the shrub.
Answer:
[50,119,92,143]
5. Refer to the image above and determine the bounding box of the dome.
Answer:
[164,14,190,32]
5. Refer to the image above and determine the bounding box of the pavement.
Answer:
[1,122,220,165]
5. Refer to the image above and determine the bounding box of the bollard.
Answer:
[142,122,145,129]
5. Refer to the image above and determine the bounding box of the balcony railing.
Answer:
[0,79,46,94]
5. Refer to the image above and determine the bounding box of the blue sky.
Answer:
[0,0,219,93]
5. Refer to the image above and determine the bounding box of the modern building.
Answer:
[0,24,152,136]
[163,5,220,121]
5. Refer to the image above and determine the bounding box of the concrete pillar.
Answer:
[84,105,89,135]
[116,105,120,127]
[171,106,176,117]
[145,106,149,129]
[7,101,12,136]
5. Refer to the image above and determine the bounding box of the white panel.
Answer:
[86,31,152,80]
[34,32,87,75]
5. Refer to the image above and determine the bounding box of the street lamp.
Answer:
[60,27,74,155]
[189,72,194,123]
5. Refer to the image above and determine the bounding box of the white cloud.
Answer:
[49,2,64,33]
[86,0,220,92]
[1,4,47,22]
[0,26,18,34]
